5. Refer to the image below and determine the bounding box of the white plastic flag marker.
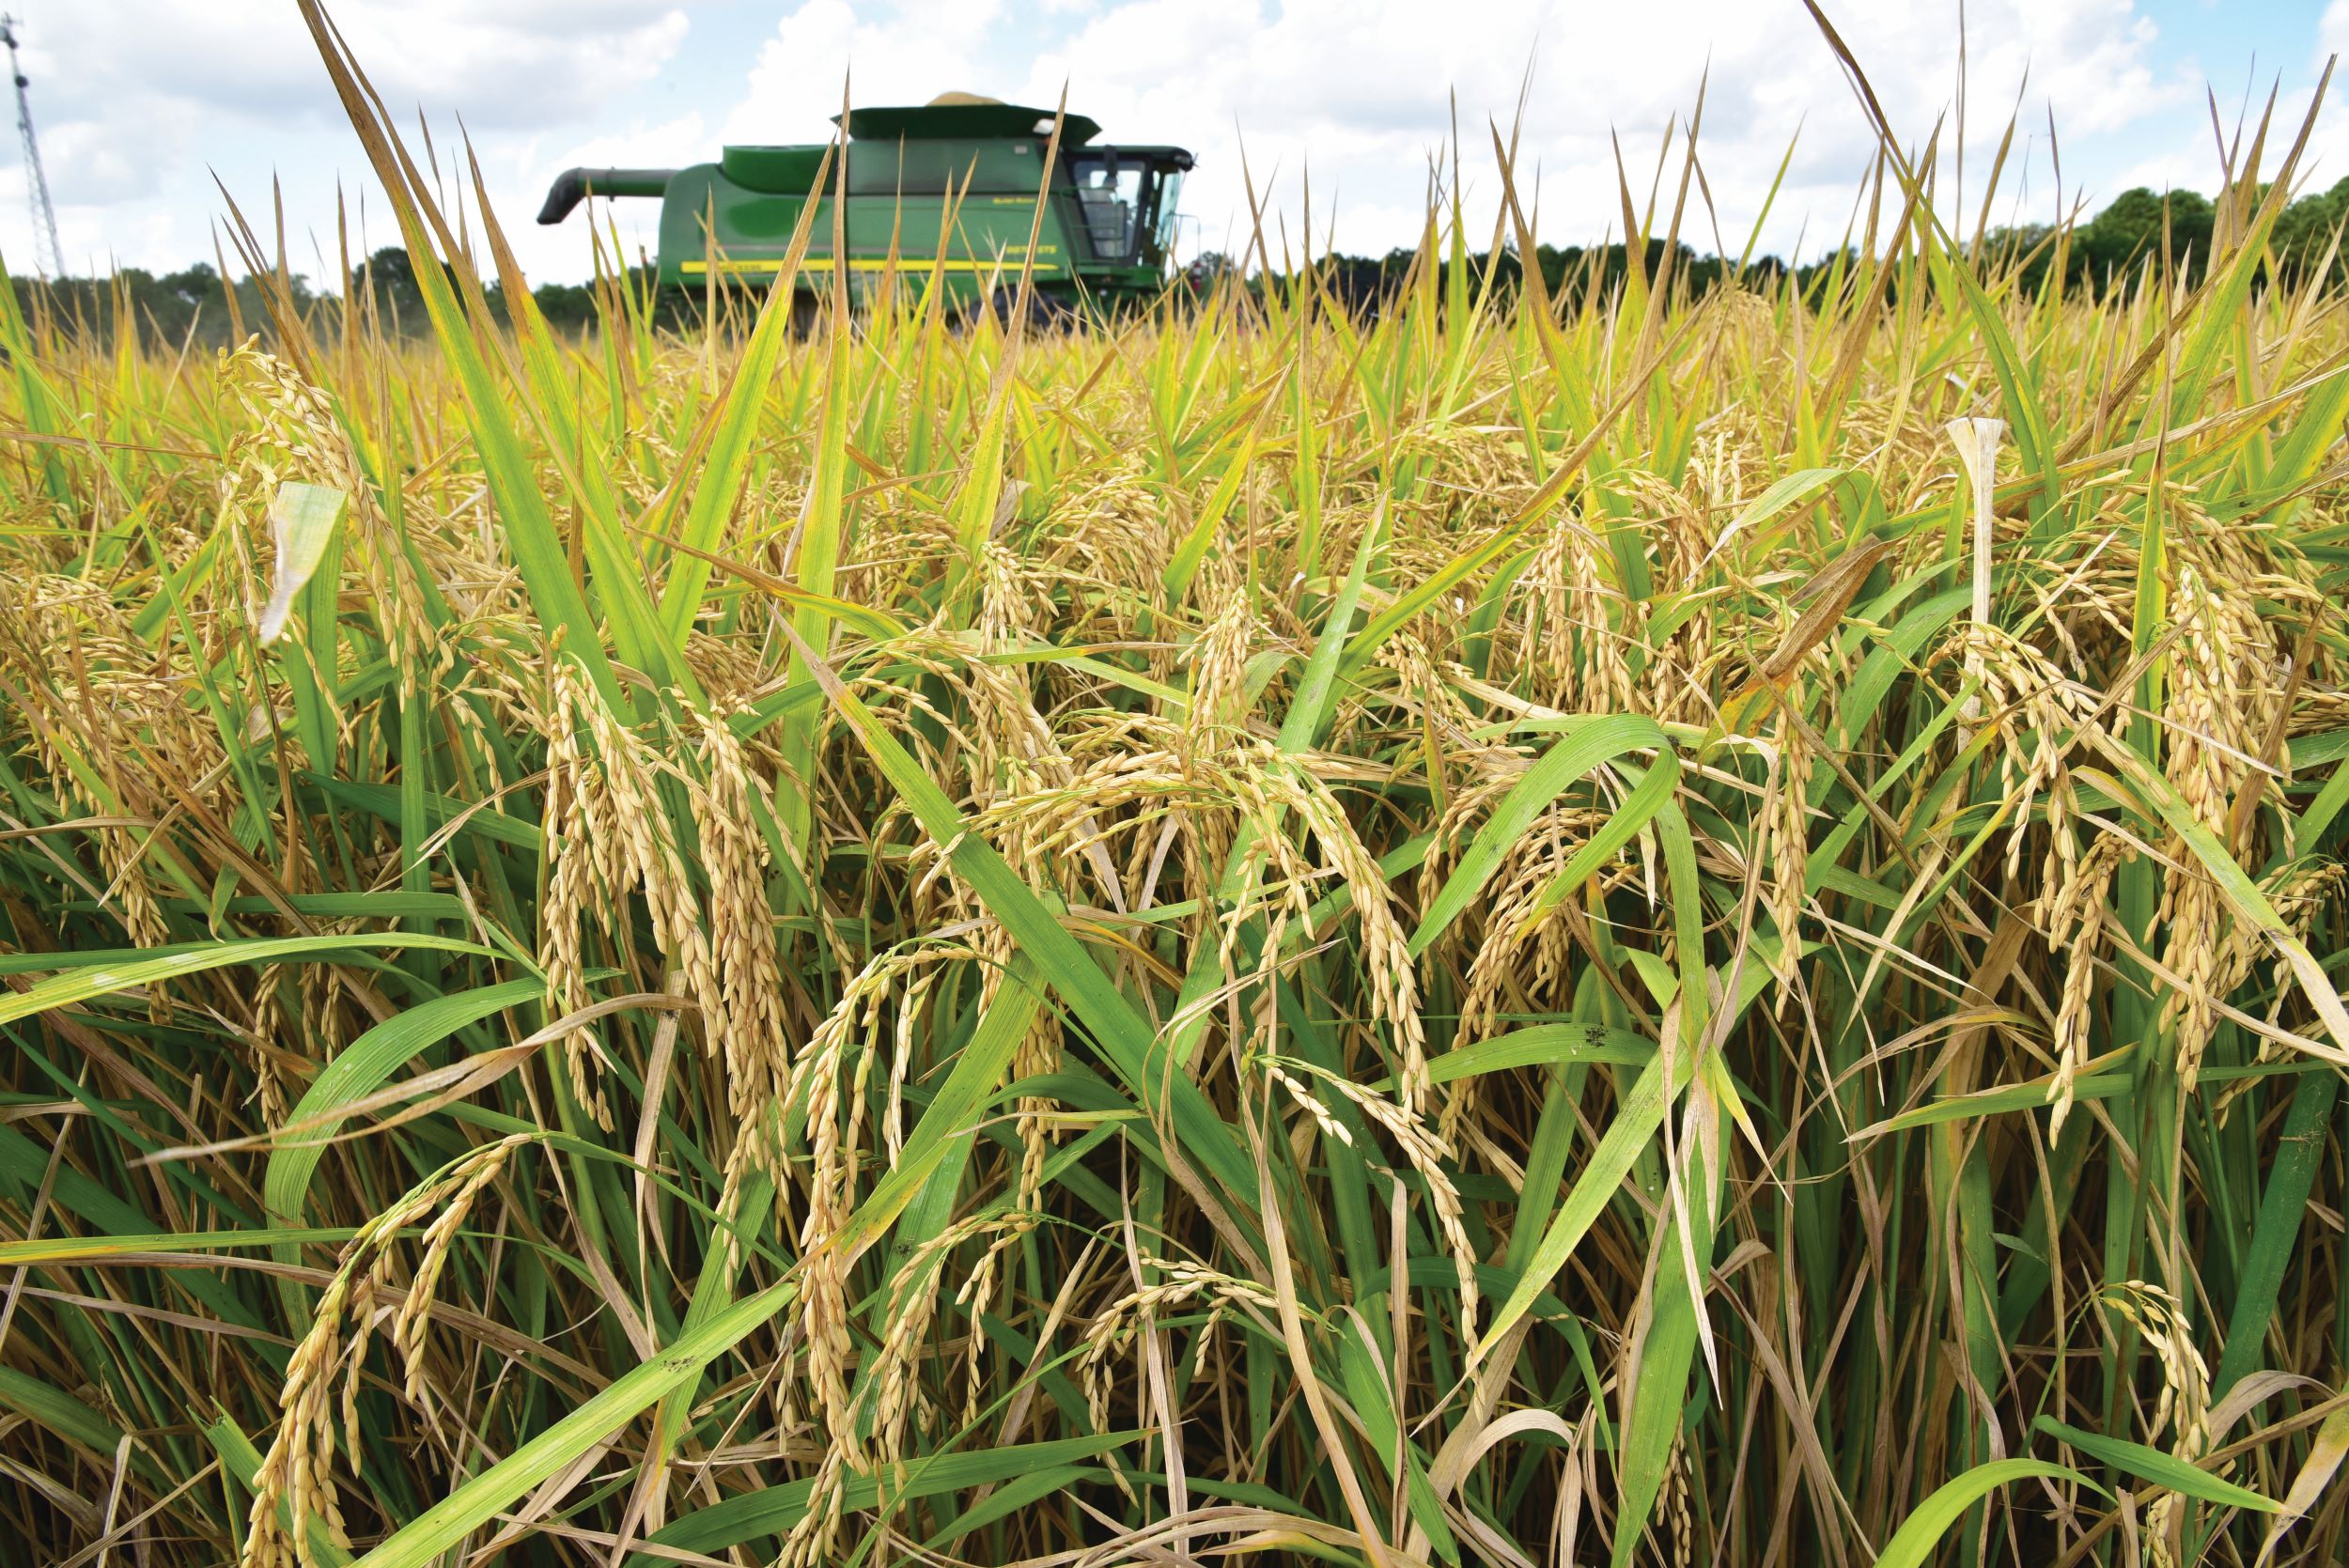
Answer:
[257,480,348,644]
[1945,417,2005,745]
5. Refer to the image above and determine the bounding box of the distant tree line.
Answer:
[1977,176,2349,294]
[8,261,297,350]
[1232,174,2349,313]
[14,174,2349,349]
[1223,239,1805,316]
[3,246,680,351]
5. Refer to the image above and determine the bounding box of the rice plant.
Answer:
[2,8,2347,1566]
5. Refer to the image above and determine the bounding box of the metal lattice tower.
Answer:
[0,15,60,278]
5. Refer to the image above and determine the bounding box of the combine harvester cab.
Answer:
[537,93,1192,318]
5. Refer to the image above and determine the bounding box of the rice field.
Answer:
[4,12,2349,1568]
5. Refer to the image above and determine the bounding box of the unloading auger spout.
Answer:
[535,167,677,226]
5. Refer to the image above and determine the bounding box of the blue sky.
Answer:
[5,0,2345,287]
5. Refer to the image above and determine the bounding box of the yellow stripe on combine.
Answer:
[679,256,1061,276]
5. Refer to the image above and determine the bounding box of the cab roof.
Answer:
[833,101,1104,145]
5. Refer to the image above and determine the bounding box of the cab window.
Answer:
[1070,154,1148,264]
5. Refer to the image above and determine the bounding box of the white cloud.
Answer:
[976,0,2185,261]
[720,0,1015,146]
[26,2,689,136]
[0,1,690,277]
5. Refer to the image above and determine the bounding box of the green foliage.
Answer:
[1,20,2346,1568]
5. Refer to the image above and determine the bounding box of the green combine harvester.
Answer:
[537,92,1192,316]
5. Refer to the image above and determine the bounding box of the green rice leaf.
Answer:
[2033,1416,2279,1513]
[1874,1460,2095,1568]
[0,935,490,1028]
